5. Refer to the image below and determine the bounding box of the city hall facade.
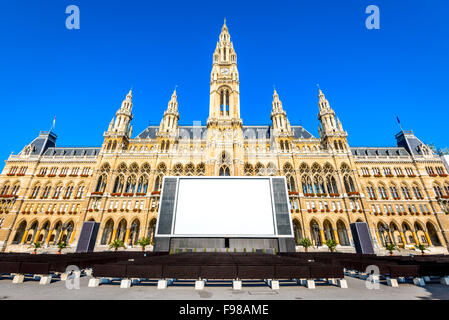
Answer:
[0,22,449,253]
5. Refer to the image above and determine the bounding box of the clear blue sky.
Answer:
[0,0,448,168]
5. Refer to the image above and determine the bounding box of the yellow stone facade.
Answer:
[1,21,449,253]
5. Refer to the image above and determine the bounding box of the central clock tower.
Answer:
[206,20,244,176]
[207,19,241,126]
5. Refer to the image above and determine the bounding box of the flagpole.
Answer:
[396,115,403,132]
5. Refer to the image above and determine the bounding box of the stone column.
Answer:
[424,232,432,246]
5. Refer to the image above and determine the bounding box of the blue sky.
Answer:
[0,0,448,168]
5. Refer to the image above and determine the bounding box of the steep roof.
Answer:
[22,131,57,156]
[42,147,100,157]
[135,125,315,140]
[351,147,410,157]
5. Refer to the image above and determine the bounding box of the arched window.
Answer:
[101,219,114,245]
[255,163,265,176]
[302,175,313,194]
[323,220,335,241]
[219,166,230,176]
[154,174,164,191]
[344,175,355,193]
[196,163,206,176]
[326,176,338,194]
[53,184,63,199]
[30,184,40,199]
[287,176,296,192]
[12,221,27,243]
[244,163,254,176]
[266,163,276,176]
[129,220,140,245]
[42,185,52,198]
[185,163,195,176]
[137,175,148,194]
[76,184,85,198]
[434,184,443,198]
[426,222,442,246]
[95,174,107,192]
[310,220,321,246]
[313,175,325,194]
[401,185,412,199]
[125,175,136,194]
[113,175,124,193]
[64,185,74,199]
[116,219,127,242]
[173,163,183,176]
[390,185,399,198]
[337,220,350,246]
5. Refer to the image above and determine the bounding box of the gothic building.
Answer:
[1,21,448,253]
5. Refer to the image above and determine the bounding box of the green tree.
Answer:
[298,238,313,252]
[136,237,152,252]
[29,242,42,254]
[385,243,397,255]
[57,241,67,254]
[109,239,125,252]
[325,239,337,252]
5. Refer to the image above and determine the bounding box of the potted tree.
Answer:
[415,244,429,255]
[325,239,338,252]
[136,237,152,252]
[30,242,42,254]
[385,243,398,255]
[57,241,67,255]
[298,238,313,252]
[109,239,125,252]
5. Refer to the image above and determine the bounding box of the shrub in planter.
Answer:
[325,239,337,252]
[109,239,125,251]
[385,243,398,255]
[136,237,152,251]
[298,238,312,252]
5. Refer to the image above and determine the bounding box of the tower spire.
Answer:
[207,20,241,126]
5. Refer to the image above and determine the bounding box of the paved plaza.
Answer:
[0,275,448,300]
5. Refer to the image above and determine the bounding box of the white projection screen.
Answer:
[173,177,276,236]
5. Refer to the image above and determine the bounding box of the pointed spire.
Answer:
[318,86,330,111]
[119,89,133,113]
[219,18,230,43]
[167,88,179,113]
[272,88,283,112]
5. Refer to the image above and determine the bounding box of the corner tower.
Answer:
[317,88,348,152]
[103,89,134,152]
